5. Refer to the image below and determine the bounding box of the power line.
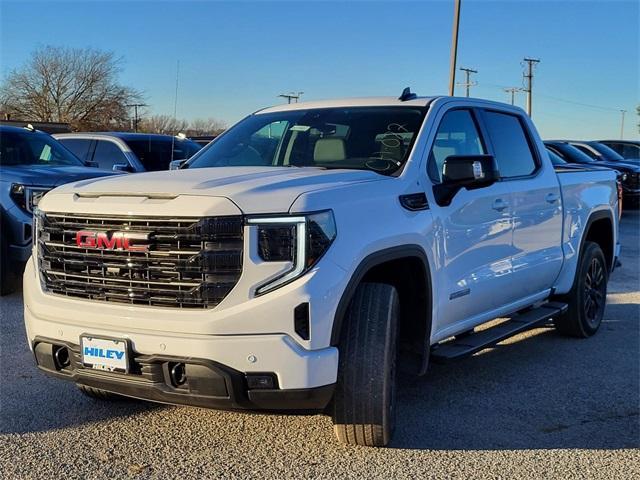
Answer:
[458,67,478,97]
[535,93,622,112]
[522,57,540,117]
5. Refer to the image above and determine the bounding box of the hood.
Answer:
[595,161,640,173]
[50,166,387,213]
[0,165,118,187]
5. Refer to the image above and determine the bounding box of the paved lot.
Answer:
[1,212,638,479]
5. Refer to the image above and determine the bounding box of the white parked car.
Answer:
[25,92,619,447]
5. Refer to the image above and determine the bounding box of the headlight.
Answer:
[247,210,336,295]
[10,183,49,213]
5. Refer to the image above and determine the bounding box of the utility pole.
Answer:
[503,87,522,105]
[620,110,626,139]
[278,92,304,104]
[458,67,477,97]
[522,57,540,117]
[448,0,462,96]
[126,103,148,133]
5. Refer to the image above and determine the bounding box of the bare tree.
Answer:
[187,117,226,136]
[138,115,189,135]
[0,46,141,131]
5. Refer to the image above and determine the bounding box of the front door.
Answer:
[426,108,516,333]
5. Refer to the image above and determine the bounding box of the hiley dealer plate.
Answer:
[81,335,129,373]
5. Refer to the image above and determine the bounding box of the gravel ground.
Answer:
[1,211,638,479]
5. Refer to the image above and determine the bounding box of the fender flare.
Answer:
[579,209,615,271]
[330,245,433,374]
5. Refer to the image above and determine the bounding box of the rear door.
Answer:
[480,109,563,298]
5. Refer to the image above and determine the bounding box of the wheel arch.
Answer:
[581,209,615,273]
[331,245,433,375]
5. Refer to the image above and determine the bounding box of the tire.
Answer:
[77,385,123,401]
[555,241,608,337]
[332,282,399,447]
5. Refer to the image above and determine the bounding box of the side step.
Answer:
[430,301,568,363]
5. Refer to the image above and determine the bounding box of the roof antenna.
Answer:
[399,87,417,101]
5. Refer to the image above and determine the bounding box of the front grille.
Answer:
[37,213,243,308]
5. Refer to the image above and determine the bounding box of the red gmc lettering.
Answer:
[75,231,149,252]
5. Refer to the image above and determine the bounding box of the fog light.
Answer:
[246,373,277,390]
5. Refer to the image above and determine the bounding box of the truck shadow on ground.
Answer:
[2,299,638,452]
[392,302,639,450]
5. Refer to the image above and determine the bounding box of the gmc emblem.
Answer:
[76,230,150,252]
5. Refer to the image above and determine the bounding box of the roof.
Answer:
[257,96,439,114]
[598,140,640,145]
[0,125,48,134]
[54,132,194,142]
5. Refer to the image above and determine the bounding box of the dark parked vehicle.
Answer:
[598,140,640,160]
[54,132,202,173]
[0,126,117,294]
[568,140,639,165]
[545,140,639,207]
[546,147,623,217]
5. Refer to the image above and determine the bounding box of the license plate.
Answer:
[81,335,129,373]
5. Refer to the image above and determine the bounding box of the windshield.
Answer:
[186,107,427,175]
[0,130,83,167]
[125,138,202,171]
[590,142,626,162]
[556,143,596,164]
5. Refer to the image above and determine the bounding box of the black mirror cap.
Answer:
[433,155,500,206]
[442,155,499,188]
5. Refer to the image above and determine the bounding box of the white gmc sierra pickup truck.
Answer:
[24,92,620,447]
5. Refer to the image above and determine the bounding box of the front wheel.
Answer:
[331,282,399,447]
[555,241,608,337]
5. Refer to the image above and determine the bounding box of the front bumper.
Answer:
[32,336,335,411]
[24,250,342,409]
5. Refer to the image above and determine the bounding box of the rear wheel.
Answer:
[332,282,399,447]
[555,241,608,337]
[77,385,123,401]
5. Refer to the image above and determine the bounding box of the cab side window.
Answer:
[92,140,129,170]
[428,109,485,183]
[482,111,537,178]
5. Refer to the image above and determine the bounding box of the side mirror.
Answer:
[84,160,99,168]
[169,159,187,170]
[433,155,499,206]
[112,163,132,173]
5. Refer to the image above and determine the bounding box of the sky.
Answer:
[1,0,638,139]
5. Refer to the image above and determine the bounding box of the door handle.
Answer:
[545,192,560,204]
[492,198,509,211]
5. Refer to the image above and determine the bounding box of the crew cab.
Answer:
[24,93,619,447]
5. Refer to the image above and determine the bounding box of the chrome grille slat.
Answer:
[38,213,243,309]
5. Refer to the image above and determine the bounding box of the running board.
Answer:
[430,302,568,363]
